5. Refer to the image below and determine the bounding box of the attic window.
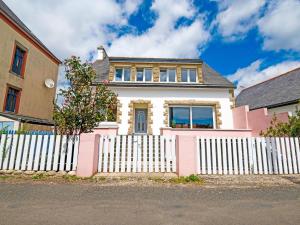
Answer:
[115,68,131,81]
[136,68,152,82]
[160,69,176,82]
[181,68,197,82]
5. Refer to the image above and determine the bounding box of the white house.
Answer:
[93,47,235,135]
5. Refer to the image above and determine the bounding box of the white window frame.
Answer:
[159,68,177,82]
[136,68,153,82]
[181,68,197,83]
[114,68,131,82]
[168,105,215,129]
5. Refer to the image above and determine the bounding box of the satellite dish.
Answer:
[45,79,55,89]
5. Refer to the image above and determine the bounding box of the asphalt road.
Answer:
[0,183,299,225]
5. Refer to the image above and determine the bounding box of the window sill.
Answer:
[9,70,24,79]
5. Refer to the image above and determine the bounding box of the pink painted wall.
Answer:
[92,127,118,135]
[161,128,252,137]
[232,105,289,136]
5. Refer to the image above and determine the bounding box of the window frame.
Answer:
[181,68,197,83]
[169,105,215,129]
[114,67,131,82]
[136,68,153,82]
[159,68,177,82]
[3,85,21,114]
[10,42,28,78]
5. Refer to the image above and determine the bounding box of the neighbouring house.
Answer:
[236,67,300,116]
[93,46,235,135]
[0,0,61,131]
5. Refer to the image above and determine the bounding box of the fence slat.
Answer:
[115,136,121,173]
[65,136,74,171]
[8,135,18,170]
[137,136,142,172]
[46,135,55,171]
[98,136,104,172]
[270,138,278,174]
[211,138,217,174]
[289,138,298,174]
[237,138,244,175]
[221,138,227,175]
[276,137,283,174]
[103,136,109,172]
[216,138,222,174]
[149,136,153,172]
[284,138,293,174]
[280,138,288,174]
[265,138,273,174]
[72,136,79,171]
[227,138,233,175]
[232,138,238,175]
[121,135,127,172]
[154,136,159,172]
[196,137,200,174]
[26,135,36,171]
[126,136,132,172]
[109,136,115,173]
[171,136,176,172]
[0,135,7,170]
[206,138,212,174]
[52,136,61,171]
[14,135,25,170]
[200,137,206,174]
[295,138,300,173]
[143,135,148,172]
[242,138,249,174]
[160,135,165,172]
[132,135,137,173]
[20,135,30,171]
[256,138,264,174]
[40,135,49,171]
[59,136,67,171]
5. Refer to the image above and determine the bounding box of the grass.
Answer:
[0,175,10,180]
[32,173,47,180]
[169,174,204,184]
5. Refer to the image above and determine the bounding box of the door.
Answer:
[135,109,148,134]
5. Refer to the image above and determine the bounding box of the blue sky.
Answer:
[4,0,300,91]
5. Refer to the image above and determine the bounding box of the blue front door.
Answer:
[135,109,147,134]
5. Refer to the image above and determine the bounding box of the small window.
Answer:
[169,106,214,128]
[115,68,131,81]
[0,121,14,130]
[5,87,20,113]
[181,68,197,82]
[160,69,176,82]
[11,45,26,76]
[136,68,152,82]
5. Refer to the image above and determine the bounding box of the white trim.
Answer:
[159,68,177,83]
[114,67,131,82]
[181,68,197,83]
[136,68,153,82]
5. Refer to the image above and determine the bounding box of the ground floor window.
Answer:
[169,106,214,129]
[0,121,14,130]
[5,87,20,113]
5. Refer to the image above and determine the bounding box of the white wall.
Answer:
[111,87,234,135]
[268,103,299,116]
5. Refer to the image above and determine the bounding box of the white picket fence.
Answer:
[98,135,176,173]
[0,134,79,172]
[197,137,300,175]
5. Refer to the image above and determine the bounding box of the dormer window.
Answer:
[181,68,197,82]
[160,69,176,82]
[115,68,131,81]
[136,68,152,82]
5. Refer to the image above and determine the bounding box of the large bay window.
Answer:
[169,106,214,129]
[115,68,131,81]
[160,69,176,82]
[136,68,152,82]
[181,68,197,82]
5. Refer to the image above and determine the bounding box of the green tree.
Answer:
[261,109,300,137]
[53,56,117,135]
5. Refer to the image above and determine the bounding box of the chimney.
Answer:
[97,45,106,60]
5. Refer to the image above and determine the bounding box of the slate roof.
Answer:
[93,56,234,88]
[236,67,300,110]
[0,0,61,63]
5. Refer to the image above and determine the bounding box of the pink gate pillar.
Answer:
[76,133,100,177]
[176,135,198,176]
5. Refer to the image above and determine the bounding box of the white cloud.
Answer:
[228,60,300,93]
[3,0,141,60]
[258,0,300,51]
[107,0,210,57]
[215,0,266,40]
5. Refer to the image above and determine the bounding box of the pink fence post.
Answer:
[76,133,100,177]
[176,135,198,176]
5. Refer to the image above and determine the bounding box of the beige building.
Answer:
[0,1,60,131]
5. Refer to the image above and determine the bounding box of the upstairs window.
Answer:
[4,87,20,113]
[136,68,152,82]
[11,45,27,77]
[115,68,131,81]
[181,68,197,82]
[160,69,176,82]
[169,106,214,129]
